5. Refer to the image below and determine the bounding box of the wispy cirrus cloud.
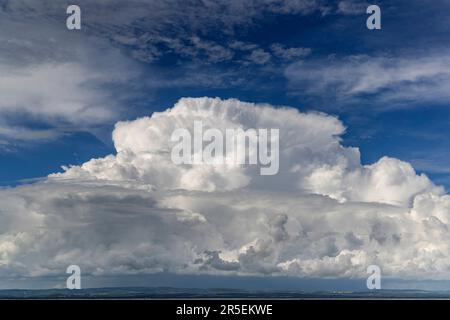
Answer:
[0,4,145,147]
[285,52,450,109]
[336,0,368,15]
[270,44,312,61]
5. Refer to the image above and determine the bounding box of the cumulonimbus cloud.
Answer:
[1,97,449,281]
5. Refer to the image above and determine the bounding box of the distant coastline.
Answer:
[1,287,450,299]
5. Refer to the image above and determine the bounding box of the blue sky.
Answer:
[1,0,450,290]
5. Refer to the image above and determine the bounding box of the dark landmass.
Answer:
[1,287,450,299]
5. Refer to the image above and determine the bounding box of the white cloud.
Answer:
[271,44,312,60]
[1,97,449,281]
[0,8,143,146]
[285,53,450,108]
[56,98,441,206]
[246,49,272,65]
[0,62,123,124]
[2,0,330,31]
[336,0,368,15]
[0,0,326,147]
[1,0,329,67]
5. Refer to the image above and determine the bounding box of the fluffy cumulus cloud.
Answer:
[1,97,449,280]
